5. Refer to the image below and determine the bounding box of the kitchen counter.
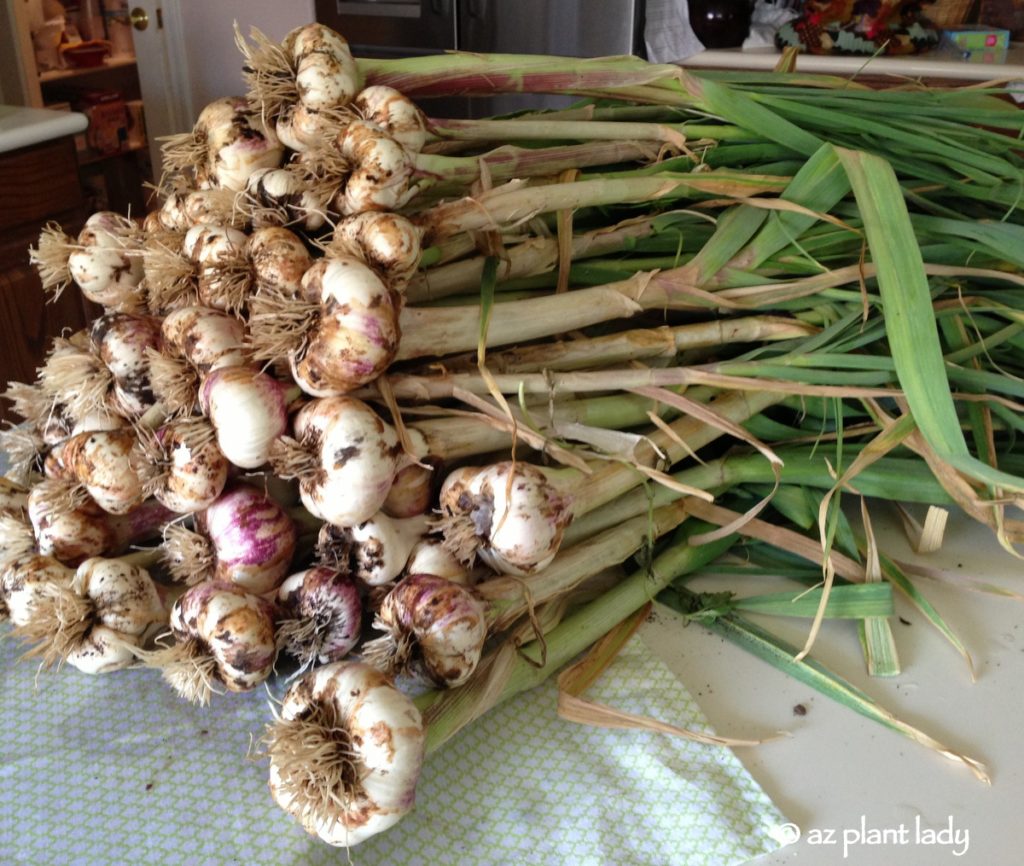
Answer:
[0,104,87,154]
[683,44,1024,84]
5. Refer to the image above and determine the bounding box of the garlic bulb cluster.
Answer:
[266,661,425,847]
[439,462,574,575]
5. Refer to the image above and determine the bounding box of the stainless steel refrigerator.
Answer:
[314,0,645,116]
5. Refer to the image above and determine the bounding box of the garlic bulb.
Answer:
[329,212,422,293]
[243,167,329,232]
[438,462,573,576]
[248,226,312,297]
[31,213,145,311]
[276,566,362,671]
[404,538,476,585]
[275,102,346,153]
[184,224,251,313]
[12,556,164,674]
[152,580,278,704]
[354,86,428,154]
[199,366,290,469]
[272,397,402,528]
[0,476,29,518]
[316,512,429,586]
[335,121,414,215]
[184,189,243,227]
[1,554,74,627]
[27,481,118,563]
[289,256,402,397]
[163,485,296,593]
[91,312,162,417]
[163,97,284,192]
[266,660,424,847]
[62,429,145,515]
[365,573,487,688]
[290,24,361,112]
[135,419,229,513]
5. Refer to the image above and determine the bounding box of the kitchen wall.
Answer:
[178,0,315,111]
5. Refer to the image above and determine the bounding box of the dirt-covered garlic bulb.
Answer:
[59,428,145,515]
[162,484,296,592]
[270,397,403,528]
[30,212,145,312]
[12,555,164,674]
[162,96,284,192]
[92,313,162,417]
[265,660,425,847]
[439,462,573,576]
[329,212,422,293]
[147,580,278,704]
[316,512,429,586]
[242,167,330,232]
[149,305,247,415]
[1,554,74,627]
[249,256,401,398]
[0,476,29,518]
[134,419,229,513]
[354,86,427,154]
[404,538,476,585]
[364,573,487,688]
[276,566,362,672]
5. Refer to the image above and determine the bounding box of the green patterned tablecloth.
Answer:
[0,626,788,865]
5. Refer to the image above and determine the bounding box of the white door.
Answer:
[120,1,194,176]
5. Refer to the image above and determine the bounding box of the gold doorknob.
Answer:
[130,7,149,31]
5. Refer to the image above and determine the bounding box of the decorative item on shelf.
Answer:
[61,39,113,68]
[940,25,1011,62]
[102,0,137,57]
[73,87,129,154]
[687,0,756,48]
[775,0,940,55]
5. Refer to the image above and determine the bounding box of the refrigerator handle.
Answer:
[465,0,488,18]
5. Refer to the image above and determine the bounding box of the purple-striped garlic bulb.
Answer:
[276,566,362,672]
[199,366,290,469]
[30,212,145,312]
[162,485,296,593]
[270,397,403,528]
[249,256,401,398]
[316,512,429,586]
[364,573,487,688]
[146,580,278,705]
[134,418,229,513]
[266,660,424,847]
[438,462,573,576]
[11,555,164,674]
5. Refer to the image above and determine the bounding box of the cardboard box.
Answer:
[940,25,1011,63]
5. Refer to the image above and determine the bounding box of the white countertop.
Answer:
[683,45,1024,82]
[642,505,1023,865]
[0,104,88,154]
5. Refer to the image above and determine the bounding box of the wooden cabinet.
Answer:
[0,135,95,423]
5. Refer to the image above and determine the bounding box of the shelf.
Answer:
[39,55,137,84]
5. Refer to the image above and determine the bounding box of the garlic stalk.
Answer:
[143,579,278,705]
[438,462,573,576]
[265,660,424,847]
[162,484,296,592]
[363,573,487,688]
[12,554,164,674]
[276,566,362,672]
[270,397,403,527]
[316,512,429,586]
